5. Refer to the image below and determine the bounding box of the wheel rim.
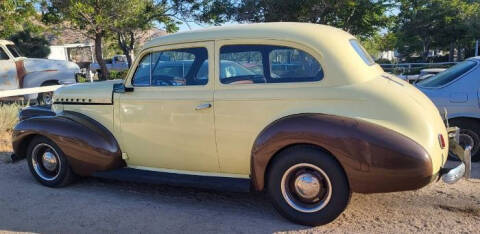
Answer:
[42,92,53,105]
[281,163,332,213]
[31,143,61,181]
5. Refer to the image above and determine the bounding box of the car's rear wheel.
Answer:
[267,145,350,226]
[449,119,480,162]
[27,136,76,187]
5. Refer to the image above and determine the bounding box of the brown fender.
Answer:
[251,114,433,194]
[12,111,125,176]
[15,60,26,88]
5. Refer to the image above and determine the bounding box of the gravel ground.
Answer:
[0,132,479,233]
[0,153,478,233]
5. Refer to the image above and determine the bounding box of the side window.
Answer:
[132,47,208,87]
[219,45,323,85]
[132,54,151,86]
[0,48,9,60]
[269,48,323,82]
[220,46,264,84]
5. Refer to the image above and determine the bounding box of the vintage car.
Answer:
[89,54,129,78]
[0,40,79,104]
[417,57,480,162]
[10,23,471,226]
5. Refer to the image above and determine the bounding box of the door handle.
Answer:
[195,103,212,110]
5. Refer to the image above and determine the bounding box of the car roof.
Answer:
[141,22,384,86]
[0,40,14,45]
[144,23,353,49]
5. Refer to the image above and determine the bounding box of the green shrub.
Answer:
[109,70,129,80]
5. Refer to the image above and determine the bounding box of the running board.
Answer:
[93,168,251,192]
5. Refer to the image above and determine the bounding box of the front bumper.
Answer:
[440,127,472,184]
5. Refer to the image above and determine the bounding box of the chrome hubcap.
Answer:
[31,143,61,181]
[294,173,321,199]
[42,92,53,105]
[42,151,58,171]
[281,163,332,213]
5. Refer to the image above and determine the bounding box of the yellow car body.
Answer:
[56,23,447,177]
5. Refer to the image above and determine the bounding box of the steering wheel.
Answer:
[152,75,175,86]
[153,78,174,86]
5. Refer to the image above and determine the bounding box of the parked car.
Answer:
[89,54,128,78]
[417,57,480,161]
[398,68,447,83]
[0,40,79,104]
[10,23,470,226]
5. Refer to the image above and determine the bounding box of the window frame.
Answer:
[214,39,325,89]
[6,44,22,58]
[125,41,214,89]
[0,46,12,60]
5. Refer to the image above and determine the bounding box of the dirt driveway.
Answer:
[0,151,478,234]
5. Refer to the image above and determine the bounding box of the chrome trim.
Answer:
[294,173,321,199]
[442,127,472,184]
[195,103,212,110]
[41,151,58,171]
[31,143,61,181]
[280,163,332,213]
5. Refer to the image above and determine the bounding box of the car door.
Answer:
[0,45,19,91]
[117,41,220,173]
[213,40,325,176]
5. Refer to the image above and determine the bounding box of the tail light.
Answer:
[438,134,446,149]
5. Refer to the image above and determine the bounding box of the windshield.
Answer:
[6,45,22,57]
[417,61,477,87]
[116,56,127,63]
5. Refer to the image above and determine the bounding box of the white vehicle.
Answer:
[0,40,80,104]
[398,68,447,83]
[89,55,129,77]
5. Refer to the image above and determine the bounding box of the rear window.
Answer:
[417,61,477,87]
[6,45,22,57]
[350,40,375,66]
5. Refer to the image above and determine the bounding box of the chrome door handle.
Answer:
[195,103,212,110]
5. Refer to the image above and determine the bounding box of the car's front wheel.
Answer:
[27,136,76,187]
[267,145,350,226]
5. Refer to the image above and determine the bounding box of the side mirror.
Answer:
[113,83,134,93]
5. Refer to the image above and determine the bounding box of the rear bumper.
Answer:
[440,127,472,184]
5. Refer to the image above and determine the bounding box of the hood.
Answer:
[53,80,123,104]
[22,58,80,74]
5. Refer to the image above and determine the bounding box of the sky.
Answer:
[176,21,236,32]
[177,22,206,31]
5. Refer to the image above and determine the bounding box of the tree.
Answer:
[184,0,394,39]
[111,0,178,68]
[9,30,51,58]
[0,0,39,38]
[41,0,129,80]
[361,32,397,59]
[394,0,480,61]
